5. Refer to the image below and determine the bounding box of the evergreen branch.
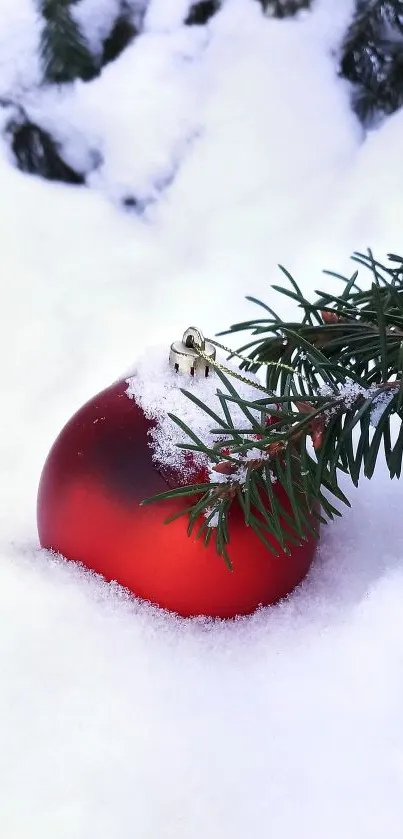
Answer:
[339,2,403,123]
[39,0,97,84]
[142,250,403,565]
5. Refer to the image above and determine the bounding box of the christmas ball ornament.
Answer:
[37,328,318,619]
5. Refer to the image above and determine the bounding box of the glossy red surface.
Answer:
[37,380,318,618]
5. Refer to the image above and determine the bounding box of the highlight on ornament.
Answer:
[37,249,403,619]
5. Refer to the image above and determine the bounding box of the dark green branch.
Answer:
[142,250,403,565]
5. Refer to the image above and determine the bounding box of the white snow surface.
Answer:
[1,0,403,836]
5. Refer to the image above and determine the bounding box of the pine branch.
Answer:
[185,1,221,25]
[339,0,403,124]
[39,0,97,84]
[259,0,311,16]
[142,250,403,564]
[10,118,85,184]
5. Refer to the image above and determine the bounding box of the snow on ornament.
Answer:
[37,327,318,619]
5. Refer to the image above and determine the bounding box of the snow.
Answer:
[22,23,207,204]
[126,345,264,479]
[0,0,41,98]
[370,387,397,427]
[319,379,399,428]
[72,0,123,58]
[143,0,195,30]
[1,0,403,836]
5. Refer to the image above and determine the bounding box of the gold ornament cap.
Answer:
[169,327,216,377]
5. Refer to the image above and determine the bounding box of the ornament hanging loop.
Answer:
[183,327,205,350]
[169,327,216,378]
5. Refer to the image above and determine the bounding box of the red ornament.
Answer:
[37,332,318,619]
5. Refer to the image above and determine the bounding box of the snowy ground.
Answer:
[1,1,403,836]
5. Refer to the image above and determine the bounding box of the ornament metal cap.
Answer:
[169,327,216,377]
